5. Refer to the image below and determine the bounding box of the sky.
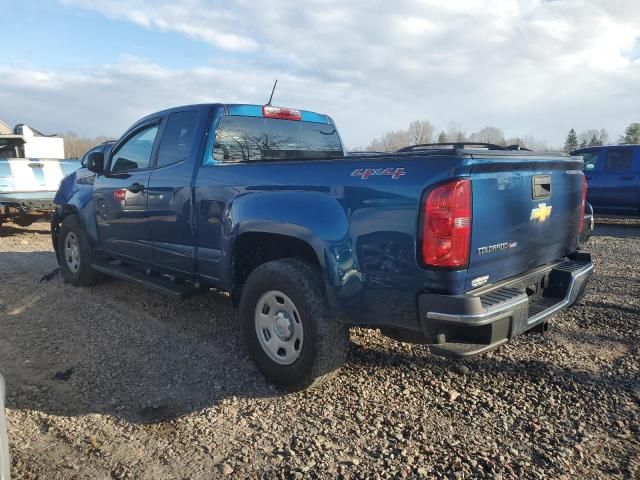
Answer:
[0,0,638,149]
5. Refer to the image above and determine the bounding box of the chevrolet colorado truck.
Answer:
[52,103,593,390]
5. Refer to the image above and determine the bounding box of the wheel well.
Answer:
[52,206,80,262]
[231,233,320,305]
[61,205,79,217]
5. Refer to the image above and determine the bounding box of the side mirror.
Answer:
[86,151,105,174]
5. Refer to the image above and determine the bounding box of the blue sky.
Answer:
[0,0,639,148]
[3,1,218,70]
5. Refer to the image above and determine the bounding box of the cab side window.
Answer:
[156,111,199,168]
[111,124,159,172]
[604,149,633,171]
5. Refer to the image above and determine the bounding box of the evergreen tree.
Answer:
[564,128,579,152]
[588,133,601,146]
[619,123,640,144]
[437,131,447,143]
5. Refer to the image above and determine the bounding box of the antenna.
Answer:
[267,80,278,105]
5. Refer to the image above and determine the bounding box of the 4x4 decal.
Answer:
[351,167,406,180]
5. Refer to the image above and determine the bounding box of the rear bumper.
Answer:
[0,191,56,211]
[418,252,593,357]
[0,191,55,222]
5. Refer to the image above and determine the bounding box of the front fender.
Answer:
[53,170,99,244]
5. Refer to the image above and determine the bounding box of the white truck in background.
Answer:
[0,118,79,227]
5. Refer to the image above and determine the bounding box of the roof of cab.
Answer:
[572,144,640,154]
[135,103,333,126]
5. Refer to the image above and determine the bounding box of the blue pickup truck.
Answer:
[572,144,640,214]
[53,103,593,390]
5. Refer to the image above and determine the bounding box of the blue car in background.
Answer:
[572,145,640,214]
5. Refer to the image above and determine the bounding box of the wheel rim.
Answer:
[64,232,81,273]
[254,290,304,365]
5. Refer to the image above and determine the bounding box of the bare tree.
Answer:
[63,132,115,159]
[599,128,609,145]
[367,130,411,152]
[469,126,505,145]
[578,128,608,147]
[446,122,466,143]
[406,120,435,145]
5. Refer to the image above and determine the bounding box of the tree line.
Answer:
[62,121,640,158]
[63,132,115,159]
[360,121,553,153]
[563,123,640,152]
[358,120,640,154]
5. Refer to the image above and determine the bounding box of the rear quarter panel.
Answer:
[194,155,472,330]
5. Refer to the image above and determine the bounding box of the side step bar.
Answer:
[91,260,203,299]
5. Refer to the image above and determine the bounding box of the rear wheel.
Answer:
[58,215,105,286]
[239,258,349,391]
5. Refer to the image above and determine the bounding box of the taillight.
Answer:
[262,105,301,121]
[579,174,587,233]
[421,179,472,267]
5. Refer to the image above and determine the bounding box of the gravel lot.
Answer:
[0,218,638,479]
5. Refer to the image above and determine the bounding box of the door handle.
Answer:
[620,176,634,180]
[127,183,145,193]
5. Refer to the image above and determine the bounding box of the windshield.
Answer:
[0,138,23,159]
[209,115,344,163]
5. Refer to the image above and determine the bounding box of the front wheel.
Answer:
[58,215,105,286]
[239,258,349,391]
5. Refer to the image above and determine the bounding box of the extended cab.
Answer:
[53,104,593,390]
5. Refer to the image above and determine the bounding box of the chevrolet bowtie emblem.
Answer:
[530,203,552,223]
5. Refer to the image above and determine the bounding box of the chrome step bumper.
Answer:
[419,253,593,357]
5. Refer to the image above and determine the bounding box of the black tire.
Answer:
[239,258,349,391]
[58,215,105,286]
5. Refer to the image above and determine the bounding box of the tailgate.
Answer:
[0,158,80,194]
[465,155,584,291]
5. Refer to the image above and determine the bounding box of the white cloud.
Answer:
[4,0,640,147]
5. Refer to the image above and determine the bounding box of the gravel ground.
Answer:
[0,218,638,479]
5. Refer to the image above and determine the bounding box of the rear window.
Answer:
[0,139,22,159]
[210,116,343,163]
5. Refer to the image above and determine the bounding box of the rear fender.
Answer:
[228,191,357,310]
